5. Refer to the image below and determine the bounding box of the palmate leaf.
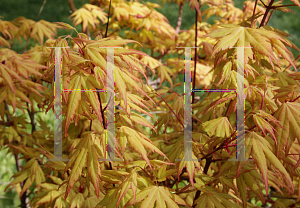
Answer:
[157,65,174,89]
[125,186,188,208]
[14,17,57,44]
[178,151,201,187]
[30,20,57,44]
[273,102,300,158]
[202,117,233,138]
[32,176,67,207]
[119,126,169,169]
[6,158,45,197]
[69,4,107,32]
[64,133,102,199]
[64,75,82,137]
[273,85,300,102]
[246,132,294,195]
[116,168,138,207]
[251,110,283,142]
[0,64,15,93]
[237,170,266,205]
[206,25,298,70]
[193,186,240,208]
[115,66,128,112]
[98,188,137,208]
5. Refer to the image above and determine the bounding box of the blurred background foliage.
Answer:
[0,0,299,207]
[0,0,299,55]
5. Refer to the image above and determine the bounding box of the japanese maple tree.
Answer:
[0,0,300,207]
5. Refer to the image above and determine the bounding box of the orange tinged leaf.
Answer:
[125,186,187,208]
[87,141,101,198]
[64,75,82,137]
[202,117,233,138]
[273,102,300,158]
[0,65,14,93]
[65,136,89,199]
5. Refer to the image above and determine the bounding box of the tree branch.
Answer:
[26,103,36,134]
[259,0,275,27]
[4,102,30,208]
[250,0,258,28]
[175,3,183,34]
[104,0,112,38]
[265,8,275,26]
[192,157,212,207]
[68,0,76,13]
[199,131,237,161]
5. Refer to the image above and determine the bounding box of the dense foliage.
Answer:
[1,0,300,207]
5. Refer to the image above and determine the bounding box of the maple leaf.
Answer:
[246,132,294,195]
[69,4,107,32]
[250,110,283,143]
[206,25,298,70]
[178,151,201,187]
[0,63,15,93]
[125,186,189,208]
[157,65,174,89]
[116,168,139,207]
[64,133,102,199]
[30,20,57,44]
[273,102,300,158]
[273,85,300,103]
[193,186,240,208]
[119,126,169,169]
[64,75,82,137]
[202,117,234,138]
[6,158,45,197]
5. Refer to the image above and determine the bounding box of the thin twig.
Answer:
[192,157,212,207]
[155,92,184,129]
[259,0,267,7]
[264,194,298,200]
[292,95,300,102]
[250,0,258,28]
[104,0,112,38]
[35,0,47,21]
[271,4,298,8]
[199,130,237,161]
[22,0,47,53]
[224,99,233,117]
